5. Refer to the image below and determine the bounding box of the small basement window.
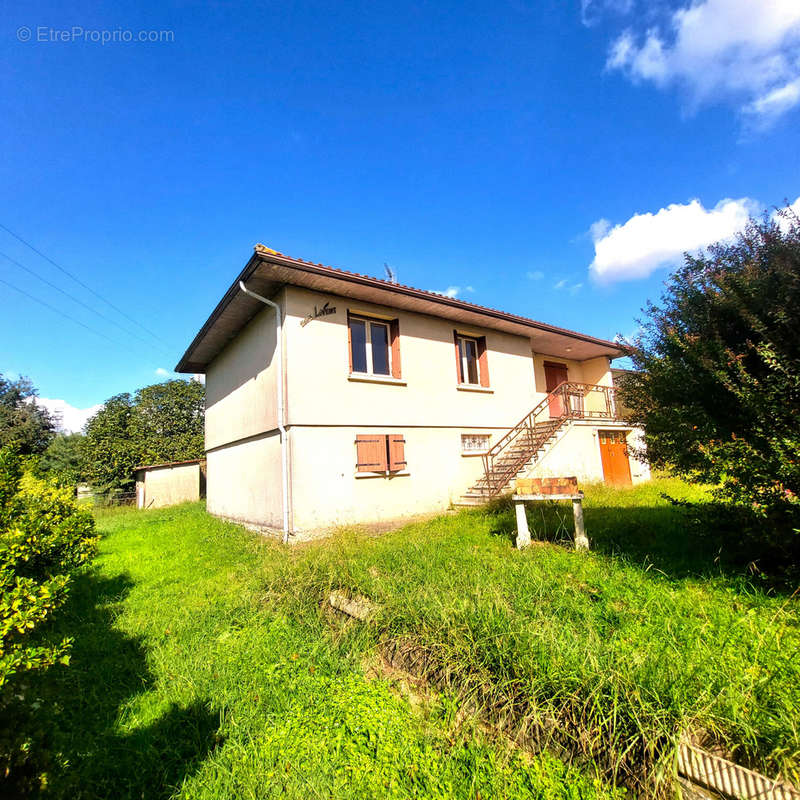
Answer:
[461,433,490,454]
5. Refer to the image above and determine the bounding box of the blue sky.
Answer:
[1,0,799,429]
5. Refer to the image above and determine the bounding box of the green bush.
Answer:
[621,211,800,566]
[0,447,98,789]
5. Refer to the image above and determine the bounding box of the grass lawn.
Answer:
[27,478,799,798]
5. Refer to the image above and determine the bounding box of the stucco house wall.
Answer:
[523,422,651,485]
[205,289,284,451]
[205,431,283,528]
[284,286,539,429]
[204,289,286,527]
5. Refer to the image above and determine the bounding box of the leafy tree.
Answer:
[621,209,800,558]
[0,447,97,789]
[131,379,204,465]
[36,433,86,487]
[0,374,55,456]
[82,393,137,494]
[82,380,204,494]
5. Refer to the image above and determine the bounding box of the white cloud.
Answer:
[606,0,800,124]
[743,77,800,126]
[35,397,103,434]
[588,219,611,242]
[435,286,461,298]
[589,197,757,282]
[465,285,476,293]
[554,278,584,293]
[581,0,633,27]
[526,270,544,280]
[155,367,171,377]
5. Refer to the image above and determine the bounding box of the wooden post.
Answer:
[572,497,588,551]
[515,501,531,549]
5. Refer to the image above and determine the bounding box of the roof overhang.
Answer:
[134,458,204,472]
[176,247,626,373]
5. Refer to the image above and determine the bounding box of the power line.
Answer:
[0,275,128,348]
[0,221,167,347]
[0,249,172,355]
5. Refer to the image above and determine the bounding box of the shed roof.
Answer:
[175,245,626,373]
[134,458,204,472]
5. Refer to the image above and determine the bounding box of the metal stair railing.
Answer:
[480,382,619,498]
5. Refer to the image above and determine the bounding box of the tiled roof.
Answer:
[251,244,619,349]
[175,244,625,372]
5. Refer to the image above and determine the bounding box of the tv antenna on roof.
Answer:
[384,262,397,284]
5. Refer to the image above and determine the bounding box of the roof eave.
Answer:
[174,252,262,373]
[175,248,626,372]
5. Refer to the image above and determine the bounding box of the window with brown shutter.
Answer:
[355,433,407,474]
[476,336,489,387]
[355,435,388,472]
[387,434,406,471]
[390,319,401,379]
[349,313,401,378]
[455,332,490,387]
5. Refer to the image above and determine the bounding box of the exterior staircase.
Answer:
[456,382,620,506]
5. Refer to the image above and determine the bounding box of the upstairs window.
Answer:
[454,332,490,387]
[349,314,401,378]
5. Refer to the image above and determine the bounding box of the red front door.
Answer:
[544,362,569,417]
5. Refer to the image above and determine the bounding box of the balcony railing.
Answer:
[480,382,621,497]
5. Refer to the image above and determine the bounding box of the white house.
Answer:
[176,245,648,540]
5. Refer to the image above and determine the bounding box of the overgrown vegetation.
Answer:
[621,210,800,565]
[83,379,204,495]
[12,479,799,798]
[0,448,97,792]
[36,433,86,487]
[269,479,800,795]
[0,374,55,457]
[18,501,620,799]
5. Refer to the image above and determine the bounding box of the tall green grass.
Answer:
[267,479,800,794]
[23,478,800,798]
[23,503,619,799]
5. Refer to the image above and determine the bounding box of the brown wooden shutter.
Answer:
[390,319,401,379]
[388,434,406,471]
[355,435,387,472]
[454,332,462,383]
[477,336,490,387]
[347,312,354,373]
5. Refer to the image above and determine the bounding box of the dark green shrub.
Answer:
[0,447,98,790]
[621,211,800,567]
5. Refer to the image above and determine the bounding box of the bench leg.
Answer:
[515,501,531,549]
[572,498,589,551]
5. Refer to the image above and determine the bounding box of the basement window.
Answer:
[461,434,490,454]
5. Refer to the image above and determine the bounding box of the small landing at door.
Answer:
[598,430,632,485]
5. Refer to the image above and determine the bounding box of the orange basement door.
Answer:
[598,430,632,485]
